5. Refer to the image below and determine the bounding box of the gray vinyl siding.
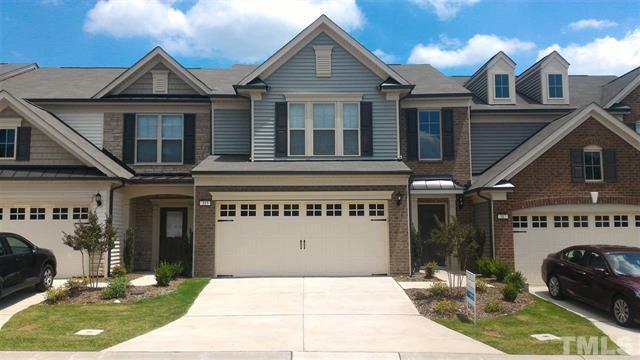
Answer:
[473,201,492,257]
[122,63,198,95]
[465,71,488,103]
[516,69,542,103]
[253,32,397,160]
[471,122,546,174]
[214,108,251,155]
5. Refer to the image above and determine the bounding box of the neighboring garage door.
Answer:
[215,200,389,277]
[1,205,90,278]
[513,205,640,284]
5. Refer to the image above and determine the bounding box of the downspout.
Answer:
[475,190,495,259]
[407,174,413,275]
[107,180,126,277]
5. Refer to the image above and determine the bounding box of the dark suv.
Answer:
[542,245,640,327]
[0,233,57,299]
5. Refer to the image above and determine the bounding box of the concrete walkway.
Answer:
[108,277,500,354]
[530,286,640,356]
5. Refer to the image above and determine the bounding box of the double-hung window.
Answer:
[548,74,563,98]
[494,74,510,98]
[288,102,359,157]
[136,114,183,164]
[584,148,603,181]
[0,128,16,159]
[418,111,441,160]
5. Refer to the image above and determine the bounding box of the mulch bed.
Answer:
[394,273,443,282]
[57,278,184,305]
[405,279,533,320]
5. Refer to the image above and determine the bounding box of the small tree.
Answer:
[63,212,117,288]
[410,226,423,274]
[123,227,136,272]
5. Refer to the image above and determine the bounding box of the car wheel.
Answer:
[35,264,54,292]
[548,274,563,299]
[612,296,634,327]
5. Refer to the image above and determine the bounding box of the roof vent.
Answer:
[313,45,333,77]
[151,70,169,94]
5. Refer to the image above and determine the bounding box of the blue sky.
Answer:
[1,0,639,76]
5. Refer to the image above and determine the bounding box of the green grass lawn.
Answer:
[0,278,208,351]
[437,296,622,355]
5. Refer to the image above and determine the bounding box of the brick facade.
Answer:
[103,111,211,173]
[621,85,640,129]
[193,185,410,277]
[492,117,640,267]
[130,197,153,270]
[399,107,471,184]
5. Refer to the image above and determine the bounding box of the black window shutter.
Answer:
[275,102,288,157]
[570,149,584,183]
[183,113,196,164]
[123,113,136,164]
[405,108,418,161]
[360,101,373,157]
[15,127,31,161]
[442,109,455,160]
[603,149,617,183]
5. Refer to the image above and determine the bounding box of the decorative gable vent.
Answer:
[151,70,169,94]
[313,45,333,77]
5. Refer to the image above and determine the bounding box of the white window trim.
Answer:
[287,101,360,157]
[135,114,184,165]
[417,109,443,161]
[0,126,17,160]
[548,73,564,99]
[583,146,603,183]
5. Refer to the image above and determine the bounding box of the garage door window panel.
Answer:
[52,208,68,220]
[554,216,569,228]
[326,204,342,216]
[306,204,322,216]
[532,216,547,228]
[264,204,279,217]
[284,204,299,217]
[10,208,25,220]
[613,215,628,227]
[595,215,610,228]
[73,207,89,221]
[220,204,236,217]
[30,208,45,220]
[573,215,588,228]
[0,208,3,220]
[512,216,528,228]
[369,204,384,217]
[240,204,256,217]
[349,204,365,216]
[636,216,640,227]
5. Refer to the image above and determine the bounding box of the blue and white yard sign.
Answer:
[466,270,477,323]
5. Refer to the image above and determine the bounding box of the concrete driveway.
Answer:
[530,286,640,356]
[108,277,499,354]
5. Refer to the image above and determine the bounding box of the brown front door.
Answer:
[160,208,188,264]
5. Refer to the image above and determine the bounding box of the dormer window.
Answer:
[548,74,563,98]
[494,74,510,98]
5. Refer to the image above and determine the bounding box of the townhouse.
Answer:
[0,15,638,283]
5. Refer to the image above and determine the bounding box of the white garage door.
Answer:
[513,205,640,284]
[215,200,389,277]
[1,206,90,278]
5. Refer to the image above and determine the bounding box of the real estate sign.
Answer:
[466,270,477,323]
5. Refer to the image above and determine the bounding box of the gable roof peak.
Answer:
[518,50,569,81]
[465,51,516,86]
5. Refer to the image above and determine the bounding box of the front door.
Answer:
[159,208,188,265]
[417,204,447,266]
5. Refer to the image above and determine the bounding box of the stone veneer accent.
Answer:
[103,111,211,173]
[491,117,640,268]
[193,185,409,277]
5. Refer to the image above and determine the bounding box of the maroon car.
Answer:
[542,245,640,327]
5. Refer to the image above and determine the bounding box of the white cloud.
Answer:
[84,0,366,63]
[408,34,535,67]
[568,19,617,31]
[409,0,480,20]
[539,28,640,75]
[373,49,397,63]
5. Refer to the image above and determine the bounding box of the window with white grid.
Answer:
[263,204,279,217]
[512,216,528,228]
[349,204,365,216]
[10,208,25,220]
[532,216,547,228]
[595,215,610,228]
[30,208,45,220]
[573,215,588,228]
[369,204,384,217]
[73,207,89,220]
[613,215,628,228]
[554,216,569,228]
[240,204,256,217]
[306,204,322,216]
[326,204,342,216]
[284,204,299,217]
[219,204,236,217]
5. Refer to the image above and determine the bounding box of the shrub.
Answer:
[492,259,511,282]
[46,287,69,305]
[505,271,527,292]
[433,300,459,316]
[502,284,519,302]
[170,261,185,278]
[484,300,505,313]
[111,265,127,277]
[101,276,130,300]
[155,262,174,286]
[429,282,449,297]
[65,276,90,295]
[476,279,488,293]
[476,257,494,277]
[424,261,438,279]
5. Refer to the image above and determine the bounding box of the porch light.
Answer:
[95,192,102,207]
[395,192,403,205]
